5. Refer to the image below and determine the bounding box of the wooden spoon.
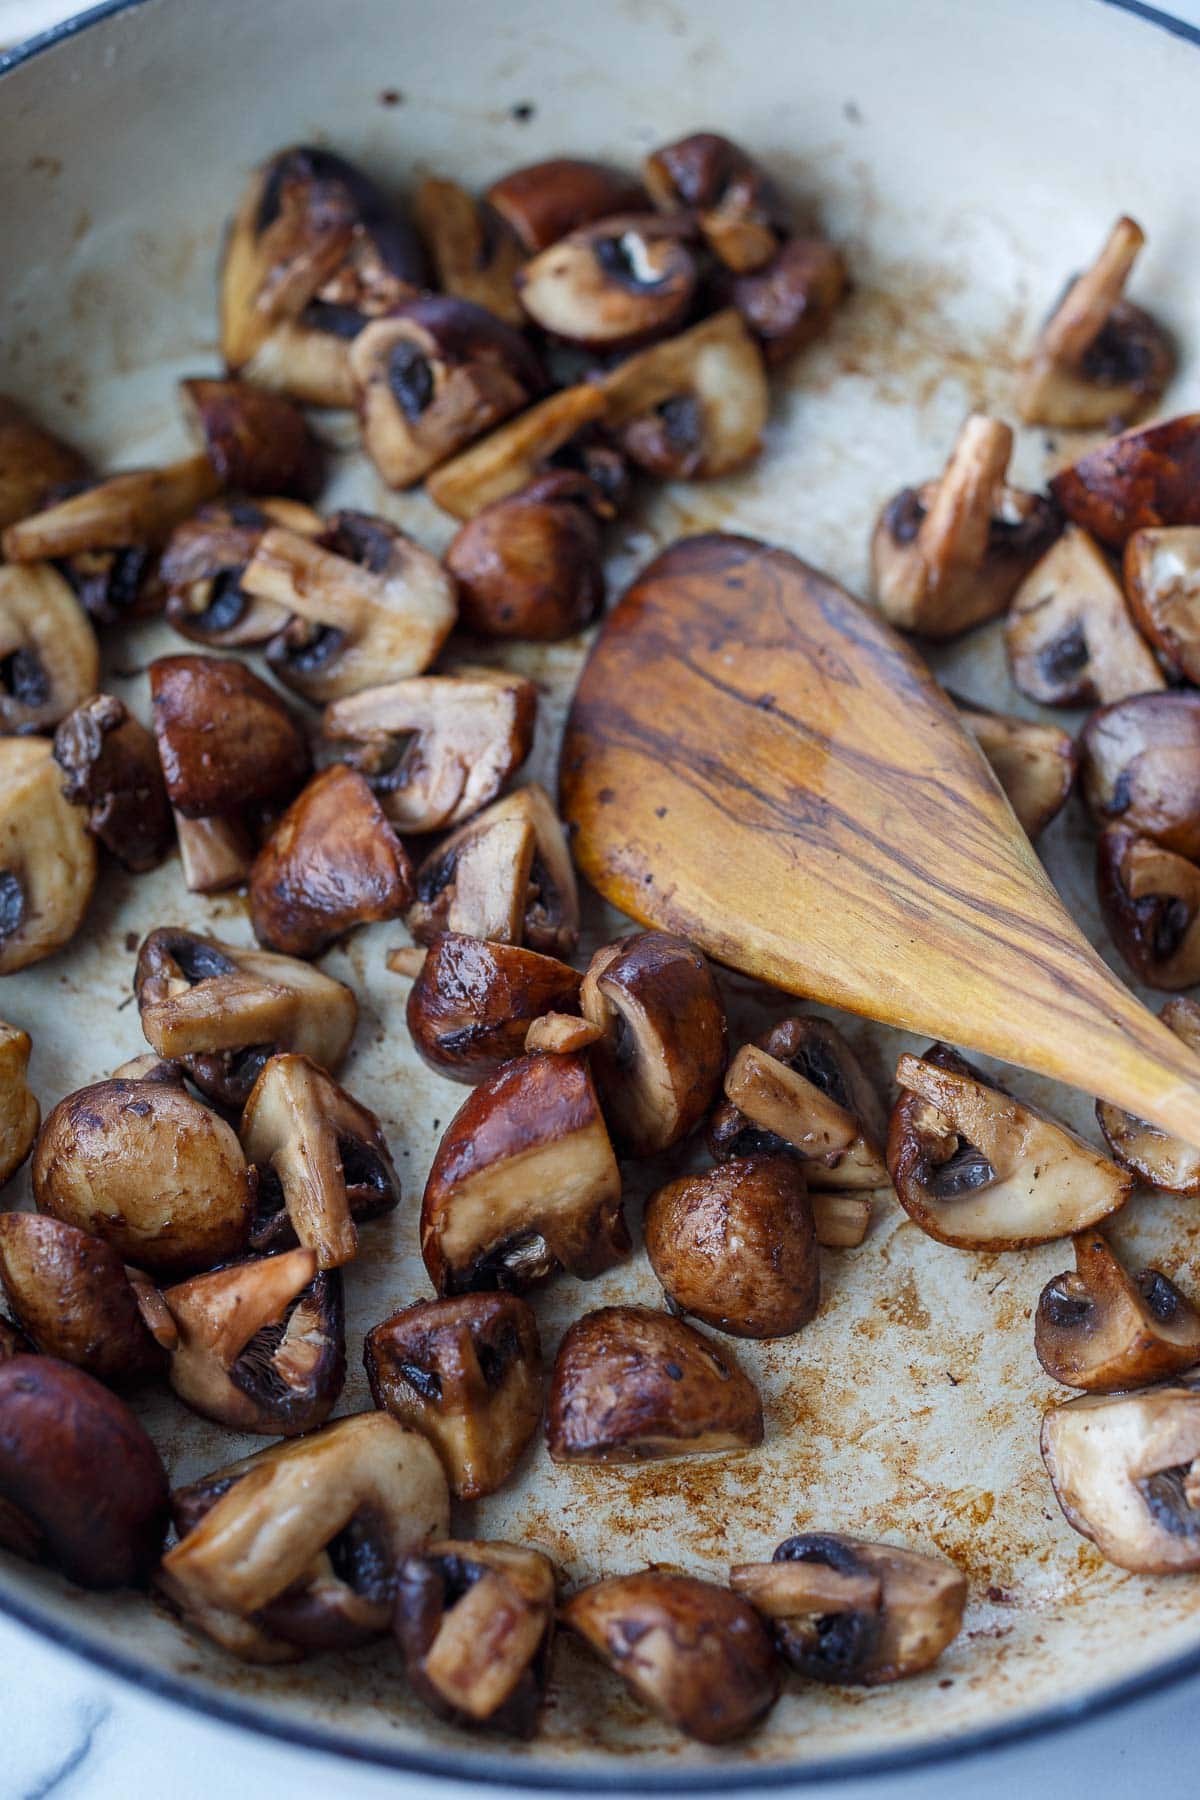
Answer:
[560,533,1200,1144]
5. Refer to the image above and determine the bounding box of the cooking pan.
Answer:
[2,0,1200,1783]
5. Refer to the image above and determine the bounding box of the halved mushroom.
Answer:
[517,214,698,352]
[52,695,173,873]
[160,1413,449,1660]
[414,177,527,326]
[406,934,581,1084]
[394,1540,555,1736]
[0,1357,169,1588]
[174,812,256,895]
[888,1043,1132,1249]
[719,1017,888,1190]
[161,498,321,648]
[248,764,414,958]
[486,159,647,254]
[1096,824,1200,989]
[1097,997,1200,1193]
[351,297,545,489]
[421,1051,626,1295]
[1041,1385,1200,1572]
[0,396,87,531]
[161,1248,345,1434]
[0,739,97,975]
[134,926,357,1110]
[426,384,609,520]
[0,563,99,733]
[1080,692,1200,859]
[33,1077,253,1276]
[220,144,428,407]
[579,931,726,1157]
[731,1533,966,1685]
[871,415,1059,639]
[322,668,536,831]
[546,1305,762,1463]
[561,1571,778,1744]
[1006,525,1164,706]
[1125,527,1200,683]
[443,472,606,640]
[1050,414,1200,549]
[950,696,1077,840]
[645,1155,818,1340]
[0,1214,164,1385]
[1035,1231,1200,1392]
[53,537,163,629]
[1017,218,1173,429]
[243,509,458,702]
[644,132,785,273]
[722,237,848,366]
[240,1052,400,1268]
[364,1292,542,1499]
[150,654,310,820]
[525,1013,603,1056]
[598,309,768,481]
[407,784,579,957]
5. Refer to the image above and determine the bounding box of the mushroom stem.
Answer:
[2,455,219,561]
[174,812,255,894]
[730,1560,881,1617]
[811,1193,872,1247]
[142,969,296,1058]
[1040,217,1145,367]
[918,415,1014,582]
[242,527,370,632]
[386,946,428,979]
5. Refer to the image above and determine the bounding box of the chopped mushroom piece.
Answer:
[644,132,786,272]
[421,1051,626,1295]
[1080,692,1200,859]
[546,1305,763,1463]
[1050,414,1200,549]
[180,377,325,500]
[53,695,173,872]
[951,696,1077,840]
[731,1533,966,1685]
[561,1571,778,1745]
[322,668,536,831]
[0,563,99,732]
[160,498,320,648]
[580,931,726,1157]
[719,1017,888,1190]
[871,415,1059,639]
[0,1214,164,1385]
[0,739,97,976]
[414,178,527,326]
[1096,824,1200,989]
[0,1024,38,1188]
[1035,1230,1200,1392]
[1125,527,1200,682]
[407,784,579,956]
[525,1013,602,1056]
[406,934,581,1084]
[426,383,609,520]
[811,1193,873,1248]
[1097,997,1200,1193]
[1017,217,1173,428]
[722,237,848,366]
[0,395,87,531]
[240,1052,400,1268]
[444,472,606,640]
[174,812,256,895]
[887,1044,1133,1249]
[364,1292,542,1499]
[1041,1385,1200,1572]
[150,654,310,819]
[395,1540,555,1736]
[517,214,697,351]
[599,309,769,480]
[1006,525,1164,706]
[486,158,647,254]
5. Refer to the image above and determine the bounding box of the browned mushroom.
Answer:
[407,784,579,957]
[1097,996,1200,1193]
[644,1156,818,1339]
[579,931,726,1157]
[394,1539,555,1736]
[1080,692,1200,858]
[33,1077,253,1276]
[0,739,97,976]
[871,415,1059,639]
[322,668,536,830]
[1006,525,1164,706]
[562,1570,778,1744]
[240,1052,399,1268]
[421,1051,626,1295]
[1042,1386,1200,1572]
[405,934,581,1084]
[414,177,527,326]
[517,215,698,352]
[1125,527,1200,682]
[160,498,322,648]
[888,1043,1132,1249]
[547,1305,762,1463]
[1035,1230,1200,1392]
[486,159,646,254]
[52,695,173,873]
[443,472,606,640]
[718,1016,888,1190]
[426,384,610,521]
[598,309,768,480]
[1050,414,1200,549]
[0,1356,169,1588]
[1017,218,1173,428]
[951,696,1077,840]
[0,1024,38,1188]
[731,1534,966,1685]
[644,132,786,272]
[134,926,357,1110]
[0,1214,164,1385]
[181,376,325,499]
[364,1292,541,1499]
[150,653,310,820]
[0,396,87,531]
[1096,823,1200,989]
[0,563,99,733]
[722,237,848,366]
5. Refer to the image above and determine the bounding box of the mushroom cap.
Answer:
[150,653,310,818]
[724,236,848,364]
[413,177,527,327]
[444,480,605,641]
[1006,522,1166,707]
[644,132,786,273]
[0,1213,164,1386]
[405,934,582,1084]
[160,497,319,648]
[1096,823,1200,989]
[1050,414,1200,548]
[426,383,609,522]
[1041,1385,1200,1572]
[1081,691,1200,859]
[516,215,698,352]
[181,376,324,499]
[1035,1231,1200,1391]
[53,695,173,874]
[0,740,97,975]
[486,158,647,253]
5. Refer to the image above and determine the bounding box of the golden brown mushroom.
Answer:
[1097,996,1200,1193]
[598,309,768,481]
[517,214,697,351]
[950,696,1077,840]
[643,132,785,272]
[150,653,310,821]
[1042,1385,1200,1572]
[0,396,87,532]
[1080,692,1200,858]
[1125,526,1200,682]
[52,695,173,873]
[173,813,256,896]
[413,177,527,325]
[0,1214,164,1385]
[1096,823,1200,989]
[722,237,848,366]
[0,563,99,733]
[160,498,321,648]
[1035,1231,1200,1392]
[0,1023,38,1188]
[486,158,646,254]
[407,784,579,957]
[426,384,610,521]
[1050,414,1200,549]
[405,934,581,1084]
[1006,525,1164,707]
[0,739,97,976]
[717,1016,888,1190]
[443,473,606,640]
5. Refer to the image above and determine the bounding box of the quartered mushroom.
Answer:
[160,1248,345,1434]
[1096,823,1200,989]
[0,739,97,976]
[1097,996,1200,1193]
[645,1155,819,1340]
[421,1051,626,1295]
[1006,525,1164,707]
[887,1043,1133,1249]
[717,1016,888,1190]
[160,1413,449,1661]
[248,764,414,958]
[414,177,527,326]
[322,667,536,831]
[364,1292,542,1499]
[561,1570,778,1745]
[486,158,647,254]
[722,236,848,366]
[0,1023,38,1188]
[598,309,769,480]
[351,296,545,489]
[1035,1231,1200,1392]
[516,214,698,352]
[240,1052,400,1268]
[0,1357,169,1588]
[53,695,173,872]
[1041,1385,1200,1572]
[1125,527,1200,683]
[405,933,581,1084]
[0,562,99,733]
[407,783,580,956]
[444,472,606,640]
[0,1214,164,1386]
[579,931,726,1157]
[731,1533,966,1685]
[394,1540,555,1737]
[0,395,87,531]
[220,143,428,407]
[644,131,786,272]
[871,415,1059,639]
[1017,217,1173,428]
[160,498,321,648]
[1050,413,1200,549]
[150,653,310,821]
[546,1305,763,1463]
[426,383,609,521]
[951,696,1077,840]
[134,926,357,1109]
[242,509,458,702]
[1080,692,1200,859]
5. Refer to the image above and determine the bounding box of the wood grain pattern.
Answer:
[560,533,1200,1145]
